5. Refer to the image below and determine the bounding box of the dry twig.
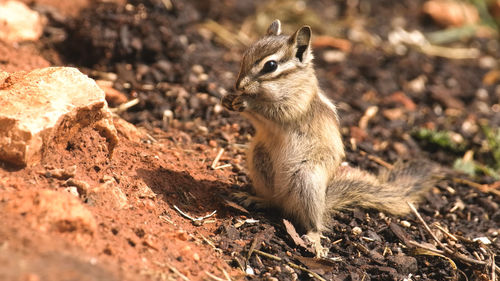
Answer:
[358,106,378,130]
[205,271,228,281]
[407,202,500,274]
[221,268,232,281]
[211,148,225,169]
[167,264,190,281]
[453,177,500,197]
[359,150,394,169]
[433,223,458,242]
[408,240,445,255]
[173,205,217,223]
[199,234,223,254]
[213,163,232,170]
[111,98,139,114]
[252,249,327,281]
[407,202,447,250]
[492,253,496,281]
[287,262,327,281]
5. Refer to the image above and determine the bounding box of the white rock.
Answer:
[0,67,118,166]
[400,220,411,228]
[0,1,44,42]
[473,237,491,245]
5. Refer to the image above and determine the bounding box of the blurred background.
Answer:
[1,1,500,280]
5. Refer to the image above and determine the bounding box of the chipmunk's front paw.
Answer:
[232,192,267,209]
[222,94,247,112]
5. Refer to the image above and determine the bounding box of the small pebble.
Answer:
[407,75,427,93]
[352,226,362,235]
[191,64,204,75]
[208,140,217,147]
[323,50,346,63]
[245,266,255,275]
[400,220,411,228]
[65,186,79,197]
[213,103,223,114]
[175,230,188,241]
[475,88,489,100]
[284,264,294,274]
[479,56,497,69]
[199,73,209,81]
[196,125,209,135]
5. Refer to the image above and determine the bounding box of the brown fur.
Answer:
[223,20,439,256]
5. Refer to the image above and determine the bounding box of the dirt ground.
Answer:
[1,0,500,280]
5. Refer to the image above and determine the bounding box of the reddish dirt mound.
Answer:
[0,118,240,280]
[0,40,50,72]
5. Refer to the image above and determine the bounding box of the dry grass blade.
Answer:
[407,202,447,250]
[253,249,281,261]
[199,20,251,48]
[205,271,227,281]
[413,247,457,270]
[246,237,259,266]
[287,262,327,281]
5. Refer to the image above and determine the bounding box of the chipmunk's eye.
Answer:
[262,60,278,73]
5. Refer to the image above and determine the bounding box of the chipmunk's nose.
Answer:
[235,75,249,92]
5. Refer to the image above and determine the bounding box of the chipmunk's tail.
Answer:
[326,160,440,216]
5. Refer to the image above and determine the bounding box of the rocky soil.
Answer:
[1,0,500,280]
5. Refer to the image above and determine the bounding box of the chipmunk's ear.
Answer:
[289,26,312,63]
[266,19,281,36]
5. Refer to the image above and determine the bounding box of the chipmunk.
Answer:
[223,20,438,257]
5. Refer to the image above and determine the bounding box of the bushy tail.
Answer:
[326,160,440,216]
